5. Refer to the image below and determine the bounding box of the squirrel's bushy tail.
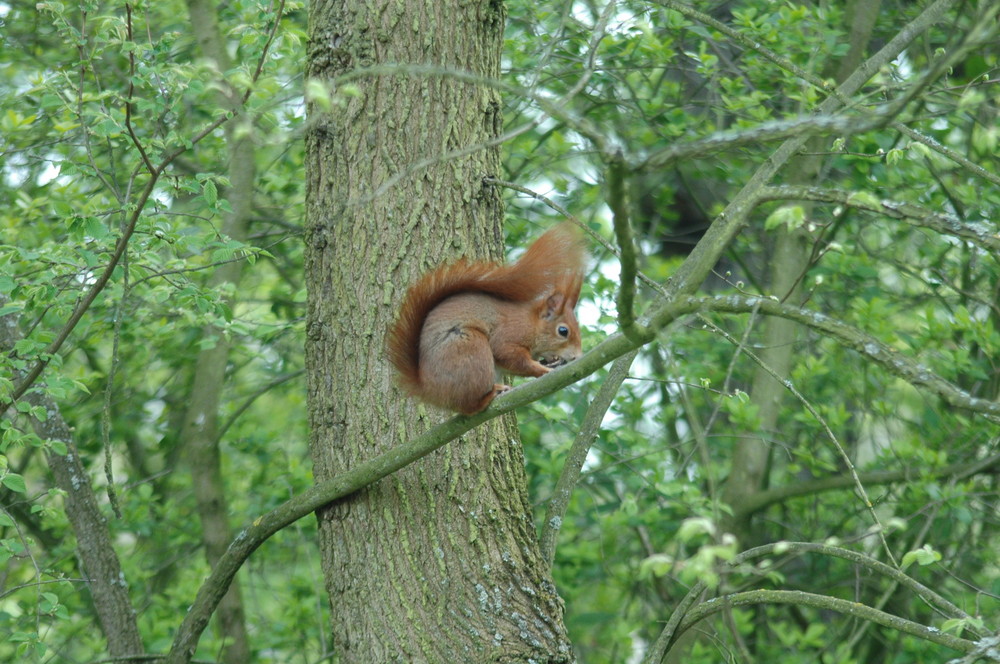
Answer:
[386,223,586,393]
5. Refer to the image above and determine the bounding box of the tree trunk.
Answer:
[0,301,144,661]
[721,226,808,544]
[177,0,256,659]
[722,0,883,543]
[304,0,573,661]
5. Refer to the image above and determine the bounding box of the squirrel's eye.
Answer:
[557,325,570,338]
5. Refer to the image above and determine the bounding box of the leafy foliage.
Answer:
[506,1,999,661]
[2,0,312,660]
[1,0,998,662]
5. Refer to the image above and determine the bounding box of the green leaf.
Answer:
[677,517,716,542]
[2,472,27,494]
[901,544,942,569]
[305,79,332,111]
[639,553,674,578]
[764,205,805,231]
[203,179,218,206]
[847,190,880,208]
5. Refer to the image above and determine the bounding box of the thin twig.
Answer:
[646,541,981,662]
[703,316,896,565]
[539,350,637,568]
[101,245,128,519]
[124,4,155,174]
[674,590,974,653]
[484,177,667,296]
[756,184,1000,253]
[214,370,304,443]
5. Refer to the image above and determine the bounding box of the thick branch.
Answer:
[164,402,506,663]
[165,286,1000,662]
[608,153,643,341]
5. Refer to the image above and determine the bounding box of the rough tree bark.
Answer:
[304,0,574,661]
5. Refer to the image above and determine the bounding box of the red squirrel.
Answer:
[387,223,586,414]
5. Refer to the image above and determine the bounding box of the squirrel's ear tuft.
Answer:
[566,271,583,309]
[541,292,567,319]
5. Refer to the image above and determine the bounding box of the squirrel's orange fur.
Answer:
[387,223,586,414]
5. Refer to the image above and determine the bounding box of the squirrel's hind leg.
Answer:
[419,325,501,414]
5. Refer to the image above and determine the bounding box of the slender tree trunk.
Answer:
[1,301,144,662]
[722,0,883,543]
[304,0,573,661]
[177,1,256,660]
[178,330,251,664]
[721,227,808,543]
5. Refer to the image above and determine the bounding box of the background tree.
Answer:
[0,0,997,663]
